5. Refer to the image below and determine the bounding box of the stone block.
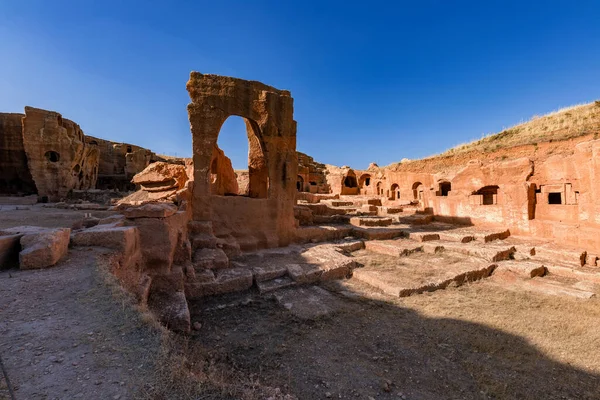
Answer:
[19,228,70,270]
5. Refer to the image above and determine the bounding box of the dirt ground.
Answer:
[0,248,162,400]
[189,278,600,400]
[2,206,600,399]
[0,205,115,231]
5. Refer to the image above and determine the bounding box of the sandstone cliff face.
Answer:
[87,136,168,191]
[311,102,600,249]
[21,107,99,201]
[0,113,36,195]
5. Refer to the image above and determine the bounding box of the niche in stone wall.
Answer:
[45,151,60,163]
[296,175,305,192]
[472,185,499,205]
[437,181,451,196]
[412,182,424,200]
[536,183,578,206]
[390,183,400,200]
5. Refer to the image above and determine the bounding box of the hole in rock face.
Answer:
[126,146,133,153]
[476,185,499,205]
[439,182,451,196]
[45,151,60,162]
[365,177,370,186]
[296,175,304,192]
[548,192,562,204]
[73,164,81,173]
[344,176,357,188]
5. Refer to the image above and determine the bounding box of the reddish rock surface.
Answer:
[21,107,99,201]
[186,72,297,251]
[0,113,37,195]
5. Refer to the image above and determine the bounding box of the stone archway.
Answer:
[412,182,424,200]
[187,72,297,248]
[390,183,400,200]
[297,175,304,192]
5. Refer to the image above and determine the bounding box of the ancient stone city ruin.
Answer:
[1,73,600,398]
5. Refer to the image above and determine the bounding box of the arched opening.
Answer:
[412,182,424,200]
[343,175,357,188]
[376,181,382,196]
[390,183,400,200]
[45,151,60,163]
[296,175,304,192]
[475,185,499,205]
[215,116,268,198]
[359,174,371,187]
[126,145,133,153]
[438,181,451,196]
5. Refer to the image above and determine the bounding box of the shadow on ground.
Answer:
[189,282,600,400]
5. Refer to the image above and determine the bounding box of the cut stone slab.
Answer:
[185,267,253,298]
[295,225,353,244]
[193,248,229,270]
[349,216,393,227]
[19,228,71,270]
[365,240,423,257]
[301,245,356,281]
[192,233,218,249]
[544,265,600,284]
[437,231,476,243]
[252,263,288,282]
[367,199,382,206]
[120,203,178,219]
[71,224,139,251]
[351,226,407,240]
[287,263,323,284]
[435,241,516,262]
[494,261,547,278]
[406,232,440,242]
[272,286,347,319]
[333,239,364,253]
[398,214,433,225]
[329,200,354,207]
[492,272,595,299]
[352,253,496,297]
[257,276,296,294]
[533,245,587,267]
[381,206,403,214]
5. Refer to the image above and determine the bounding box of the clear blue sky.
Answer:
[1,1,599,170]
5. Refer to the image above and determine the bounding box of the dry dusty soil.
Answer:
[2,207,600,399]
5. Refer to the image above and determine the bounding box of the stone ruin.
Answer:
[0,106,177,202]
[2,73,600,334]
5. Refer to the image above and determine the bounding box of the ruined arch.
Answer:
[412,182,424,200]
[187,72,297,247]
[359,174,371,187]
[390,183,400,200]
[297,175,304,192]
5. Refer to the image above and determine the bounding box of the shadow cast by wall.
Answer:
[190,282,600,400]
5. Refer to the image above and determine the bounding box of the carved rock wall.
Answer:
[87,136,169,191]
[21,107,99,201]
[0,113,36,195]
